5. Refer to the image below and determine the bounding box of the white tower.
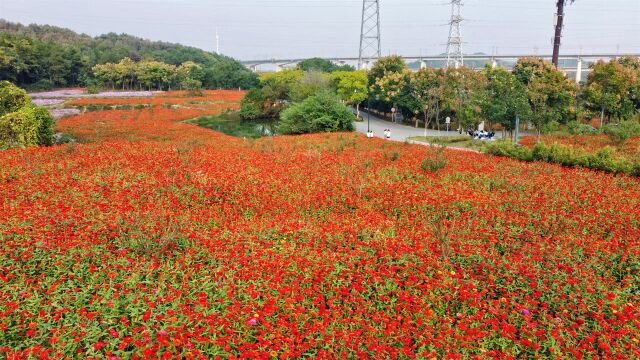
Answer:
[216,28,220,54]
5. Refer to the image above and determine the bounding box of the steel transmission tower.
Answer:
[446,0,464,68]
[359,0,381,70]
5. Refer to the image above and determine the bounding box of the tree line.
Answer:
[0,20,258,90]
[239,59,365,134]
[366,55,640,136]
[92,58,204,91]
[239,55,640,137]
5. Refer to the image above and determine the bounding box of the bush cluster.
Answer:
[602,121,640,145]
[0,81,55,150]
[485,140,640,176]
[277,92,355,135]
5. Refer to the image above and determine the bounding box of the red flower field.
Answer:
[1,91,639,359]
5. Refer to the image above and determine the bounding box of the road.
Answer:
[354,111,466,142]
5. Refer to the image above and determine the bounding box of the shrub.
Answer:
[631,156,640,177]
[421,147,448,173]
[567,121,597,135]
[485,140,533,161]
[0,82,56,150]
[541,120,560,134]
[0,81,29,116]
[603,120,640,145]
[277,91,355,135]
[0,106,41,149]
[485,139,637,176]
[27,79,54,91]
[239,88,265,121]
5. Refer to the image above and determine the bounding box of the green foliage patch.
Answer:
[0,81,55,150]
[277,92,356,135]
[484,140,639,176]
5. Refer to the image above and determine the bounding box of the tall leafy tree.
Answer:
[176,61,203,90]
[441,67,486,131]
[368,56,409,118]
[583,59,637,125]
[481,66,531,135]
[513,57,577,137]
[331,70,368,116]
[374,69,411,122]
[406,68,444,129]
[290,71,331,102]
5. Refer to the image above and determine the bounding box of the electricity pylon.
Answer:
[446,0,464,68]
[359,0,381,70]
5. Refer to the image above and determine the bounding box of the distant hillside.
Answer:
[0,19,258,90]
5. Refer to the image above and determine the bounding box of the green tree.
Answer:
[135,60,176,90]
[405,68,444,128]
[374,69,411,122]
[239,88,265,121]
[297,58,354,73]
[480,66,531,136]
[618,56,640,113]
[114,57,137,90]
[583,59,637,125]
[277,91,356,135]
[203,58,259,90]
[176,61,203,90]
[441,67,486,131]
[368,55,407,86]
[92,62,118,89]
[239,70,303,121]
[514,57,577,137]
[331,70,368,116]
[290,71,331,102]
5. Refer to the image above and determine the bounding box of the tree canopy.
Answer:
[0,20,258,90]
[583,58,639,123]
[296,58,354,73]
[513,58,577,135]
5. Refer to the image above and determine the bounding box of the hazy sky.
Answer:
[1,0,639,60]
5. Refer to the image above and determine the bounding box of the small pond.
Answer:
[187,114,277,139]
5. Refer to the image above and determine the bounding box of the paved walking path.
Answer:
[354,111,469,142]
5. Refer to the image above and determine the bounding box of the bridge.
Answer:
[240,53,640,83]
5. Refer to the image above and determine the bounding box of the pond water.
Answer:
[187,115,277,139]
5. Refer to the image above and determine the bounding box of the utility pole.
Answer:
[446,0,464,68]
[359,0,381,70]
[552,0,575,67]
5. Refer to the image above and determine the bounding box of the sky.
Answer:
[1,0,639,61]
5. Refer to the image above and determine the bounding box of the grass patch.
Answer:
[409,136,487,151]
